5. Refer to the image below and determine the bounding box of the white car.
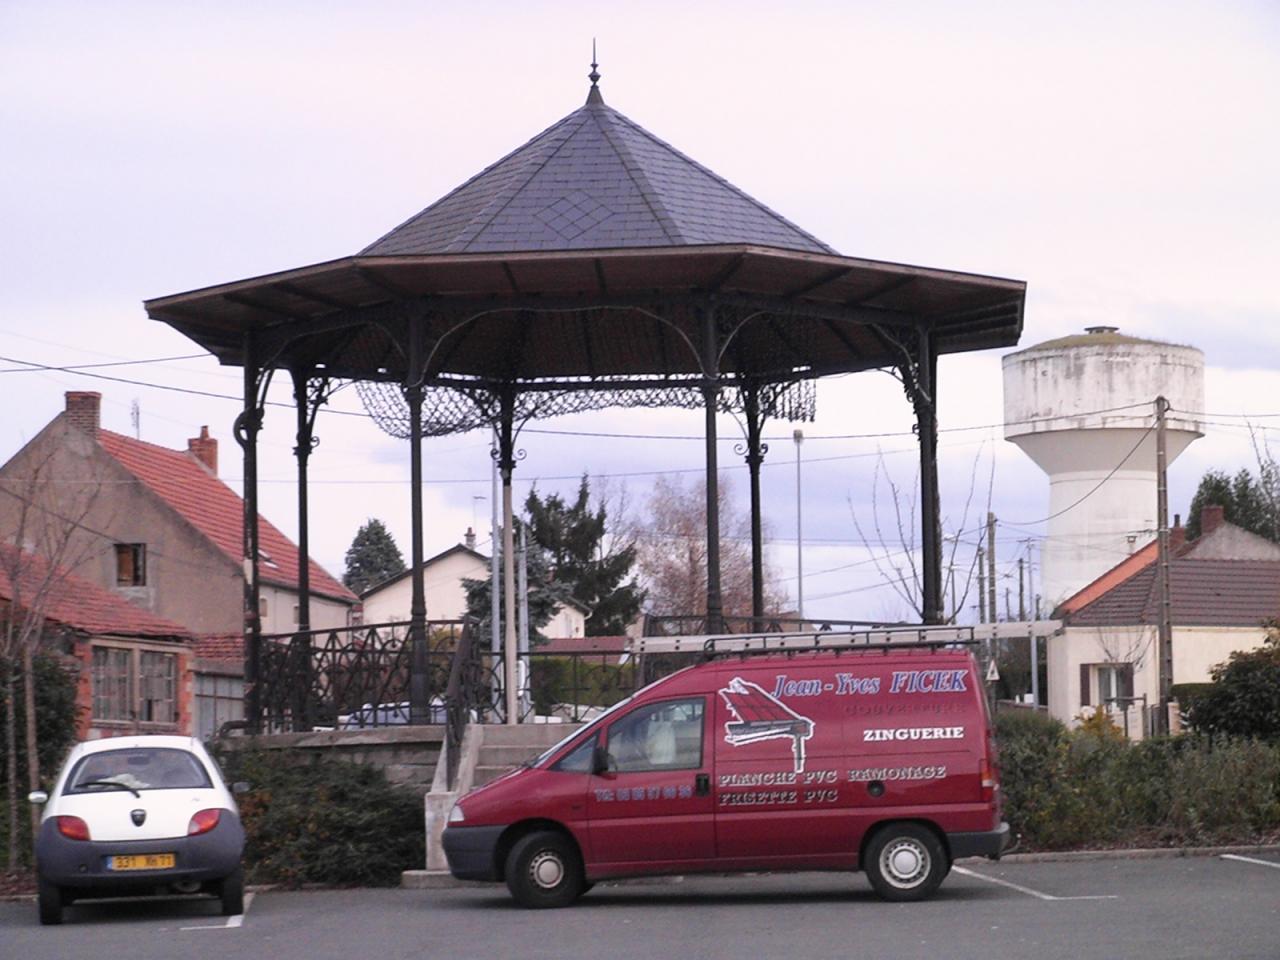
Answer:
[29,735,246,925]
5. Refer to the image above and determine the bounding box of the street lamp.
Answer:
[794,428,804,620]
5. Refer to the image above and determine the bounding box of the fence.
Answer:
[257,620,469,732]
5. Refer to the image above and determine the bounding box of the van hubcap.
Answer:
[881,839,928,888]
[529,851,565,889]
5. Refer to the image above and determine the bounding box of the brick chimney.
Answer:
[1200,504,1226,537]
[65,391,101,435]
[1170,513,1186,553]
[187,426,218,474]
[464,527,476,551]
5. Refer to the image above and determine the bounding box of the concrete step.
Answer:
[473,764,517,786]
[480,744,548,766]
[480,723,583,748]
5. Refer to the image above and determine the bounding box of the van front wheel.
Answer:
[505,831,584,909]
[865,824,946,902]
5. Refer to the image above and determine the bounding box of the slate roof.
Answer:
[362,89,835,257]
[96,429,357,603]
[0,543,192,639]
[1066,558,1280,628]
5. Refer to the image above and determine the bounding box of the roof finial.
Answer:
[586,39,603,104]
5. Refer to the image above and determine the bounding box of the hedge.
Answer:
[995,711,1280,850]
[213,749,424,887]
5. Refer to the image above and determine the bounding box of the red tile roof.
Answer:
[96,429,355,602]
[1056,541,1158,617]
[537,636,631,655]
[1066,558,1280,628]
[192,634,244,663]
[0,543,192,639]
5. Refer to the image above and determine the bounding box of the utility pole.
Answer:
[977,547,987,623]
[1018,557,1026,621]
[1155,395,1174,732]
[986,512,997,624]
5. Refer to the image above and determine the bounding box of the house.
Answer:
[1049,505,1280,736]
[0,392,358,636]
[0,542,196,740]
[360,540,590,637]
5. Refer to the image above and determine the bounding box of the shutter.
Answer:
[1079,663,1091,706]
[1119,664,1135,700]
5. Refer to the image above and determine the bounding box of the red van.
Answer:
[442,639,1007,908]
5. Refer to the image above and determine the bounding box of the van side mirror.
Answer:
[592,745,614,777]
[28,790,48,805]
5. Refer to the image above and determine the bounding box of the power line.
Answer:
[1002,423,1157,526]
[0,354,208,374]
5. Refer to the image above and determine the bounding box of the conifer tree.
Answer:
[342,518,406,594]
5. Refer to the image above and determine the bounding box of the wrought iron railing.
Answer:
[257,620,469,732]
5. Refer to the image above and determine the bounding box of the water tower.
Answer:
[1002,326,1204,610]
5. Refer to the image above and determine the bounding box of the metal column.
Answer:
[741,382,766,625]
[235,329,263,734]
[701,307,724,634]
[497,390,519,724]
[406,322,430,725]
[915,326,943,625]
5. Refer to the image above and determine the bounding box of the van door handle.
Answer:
[695,773,710,797]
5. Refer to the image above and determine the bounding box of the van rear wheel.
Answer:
[865,823,946,902]
[505,831,584,909]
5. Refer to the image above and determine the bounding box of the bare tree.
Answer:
[635,474,786,620]
[0,447,104,867]
[850,445,992,623]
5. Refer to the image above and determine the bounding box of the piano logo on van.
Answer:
[719,677,816,774]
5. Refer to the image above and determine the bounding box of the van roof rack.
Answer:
[631,621,1062,658]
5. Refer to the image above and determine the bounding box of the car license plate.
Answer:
[108,853,176,871]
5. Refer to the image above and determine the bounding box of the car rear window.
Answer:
[64,748,212,794]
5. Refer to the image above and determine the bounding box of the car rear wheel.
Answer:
[504,831,584,909]
[37,876,63,926]
[864,823,947,902]
[219,865,245,916]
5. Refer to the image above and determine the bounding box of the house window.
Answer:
[1080,662,1134,708]
[195,673,244,741]
[91,645,179,726]
[140,651,178,723]
[115,543,146,586]
[92,647,133,721]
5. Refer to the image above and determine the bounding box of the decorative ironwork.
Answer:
[256,620,471,732]
[354,374,816,440]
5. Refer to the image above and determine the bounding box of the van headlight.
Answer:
[448,803,465,824]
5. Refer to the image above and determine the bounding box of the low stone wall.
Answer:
[219,726,445,796]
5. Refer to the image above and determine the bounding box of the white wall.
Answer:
[361,550,586,636]
[258,584,353,633]
[1048,623,1270,733]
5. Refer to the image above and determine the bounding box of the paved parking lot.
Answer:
[3,853,1278,960]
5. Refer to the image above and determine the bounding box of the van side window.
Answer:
[606,698,704,773]
[552,734,598,773]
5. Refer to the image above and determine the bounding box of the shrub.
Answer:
[1,654,80,869]
[214,749,423,887]
[1186,626,1280,739]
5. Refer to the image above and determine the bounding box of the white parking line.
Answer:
[952,865,1119,901]
[1221,854,1280,871]
[180,892,254,930]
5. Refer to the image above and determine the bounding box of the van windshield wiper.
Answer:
[79,779,142,798]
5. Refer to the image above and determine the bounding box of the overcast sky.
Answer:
[2,0,1277,623]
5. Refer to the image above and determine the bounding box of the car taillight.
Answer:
[979,757,997,803]
[187,809,221,836]
[55,816,91,841]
